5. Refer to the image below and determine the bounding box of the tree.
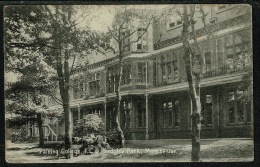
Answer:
[74,114,104,137]
[106,5,160,147]
[5,60,57,147]
[4,5,103,158]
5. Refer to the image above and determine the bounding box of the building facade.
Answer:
[44,4,253,140]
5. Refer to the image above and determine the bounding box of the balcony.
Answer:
[120,78,153,91]
[203,64,249,78]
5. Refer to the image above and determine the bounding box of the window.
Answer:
[137,62,146,83]
[160,52,179,84]
[122,100,131,128]
[205,52,212,72]
[169,22,175,28]
[167,15,182,30]
[107,105,116,131]
[79,81,84,98]
[201,94,213,126]
[217,38,224,67]
[122,64,131,85]
[88,72,100,96]
[73,80,80,99]
[136,28,148,50]
[107,67,118,93]
[224,32,251,70]
[137,99,146,128]
[226,90,252,124]
[192,54,200,73]
[122,30,130,52]
[162,100,179,128]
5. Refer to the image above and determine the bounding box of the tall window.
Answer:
[226,90,252,124]
[137,28,148,50]
[88,73,100,96]
[73,80,80,99]
[122,100,131,128]
[122,64,131,85]
[137,99,146,128]
[224,32,250,70]
[122,31,130,52]
[161,56,166,83]
[201,94,213,126]
[107,67,118,93]
[137,62,146,83]
[107,105,116,131]
[162,100,179,128]
[160,52,179,84]
[204,52,212,72]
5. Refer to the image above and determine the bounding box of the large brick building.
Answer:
[38,4,253,140]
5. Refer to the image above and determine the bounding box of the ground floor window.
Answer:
[137,99,146,128]
[106,105,116,131]
[162,100,179,128]
[226,90,252,124]
[121,100,131,129]
[201,94,213,126]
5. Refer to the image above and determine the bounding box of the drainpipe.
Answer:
[104,69,107,137]
[145,62,149,140]
[78,103,80,121]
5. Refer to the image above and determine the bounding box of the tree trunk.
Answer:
[36,113,44,147]
[63,91,72,159]
[114,55,125,148]
[182,5,201,162]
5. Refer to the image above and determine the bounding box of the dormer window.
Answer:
[169,22,176,28]
[167,15,183,30]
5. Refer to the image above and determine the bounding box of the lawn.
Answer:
[5,139,254,163]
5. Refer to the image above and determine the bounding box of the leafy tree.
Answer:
[5,60,57,147]
[74,114,104,137]
[4,5,104,158]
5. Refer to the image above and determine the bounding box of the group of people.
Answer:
[73,133,110,153]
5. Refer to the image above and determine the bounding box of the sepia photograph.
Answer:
[4,3,253,163]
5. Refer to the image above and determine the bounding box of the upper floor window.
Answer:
[160,52,179,85]
[88,73,100,96]
[122,31,130,52]
[122,64,131,85]
[204,51,212,72]
[137,62,146,83]
[136,28,148,50]
[224,32,251,70]
[107,67,118,93]
[167,15,183,31]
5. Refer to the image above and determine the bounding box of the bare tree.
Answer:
[106,5,160,147]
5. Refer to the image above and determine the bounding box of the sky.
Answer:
[78,5,172,32]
